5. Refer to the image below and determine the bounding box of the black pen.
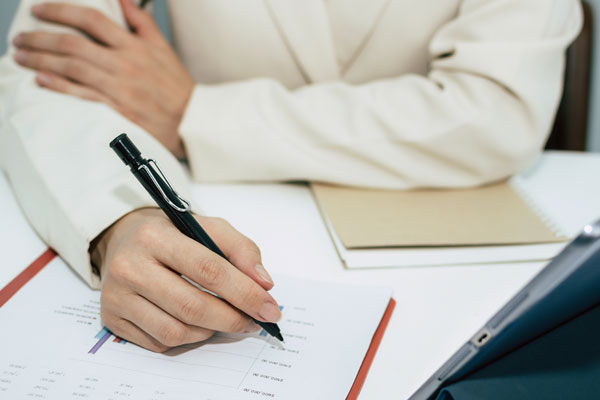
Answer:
[110,133,284,342]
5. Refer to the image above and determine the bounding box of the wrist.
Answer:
[89,209,155,279]
[172,85,193,159]
[90,217,123,280]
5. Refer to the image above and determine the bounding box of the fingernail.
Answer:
[259,302,282,323]
[255,264,274,286]
[243,321,261,333]
[13,34,23,46]
[14,50,27,63]
[31,4,44,16]
[36,72,51,85]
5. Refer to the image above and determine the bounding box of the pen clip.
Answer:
[138,159,191,213]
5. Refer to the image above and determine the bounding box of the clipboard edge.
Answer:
[346,297,397,400]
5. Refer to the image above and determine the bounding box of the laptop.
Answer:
[409,219,600,400]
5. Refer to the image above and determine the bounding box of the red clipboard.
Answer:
[1,248,396,399]
[347,297,396,399]
[0,248,56,308]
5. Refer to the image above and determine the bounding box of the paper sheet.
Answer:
[0,257,391,399]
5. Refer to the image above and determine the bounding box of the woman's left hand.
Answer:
[13,0,193,158]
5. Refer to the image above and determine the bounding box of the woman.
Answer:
[0,0,582,351]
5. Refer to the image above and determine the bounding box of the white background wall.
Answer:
[1,0,599,151]
[0,0,18,54]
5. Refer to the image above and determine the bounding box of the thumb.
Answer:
[119,0,167,46]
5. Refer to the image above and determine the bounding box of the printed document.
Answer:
[0,257,391,399]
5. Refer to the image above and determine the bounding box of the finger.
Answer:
[13,31,119,73]
[103,317,169,353]
[35,71,117,106]
[31,3,133,48]
[199,217,274,290]
[116,293,216,347]
[119,0,168,47]
[151,228,282,323]
[14,49,114,94]
[129,261,259,333]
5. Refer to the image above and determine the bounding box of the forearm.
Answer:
[0,0,193,287]
[180,0,582,189]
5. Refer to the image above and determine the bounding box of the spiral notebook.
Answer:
[312,179,569,268]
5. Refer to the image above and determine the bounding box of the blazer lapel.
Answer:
[326,0,392,73]
[265,0,340,83]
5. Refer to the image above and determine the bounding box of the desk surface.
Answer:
[2,151,600,399]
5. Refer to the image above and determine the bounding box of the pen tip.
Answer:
[276,333,284,342]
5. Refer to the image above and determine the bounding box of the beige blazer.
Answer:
[0,0,582,287]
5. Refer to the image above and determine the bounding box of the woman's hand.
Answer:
[91,208,280,352]
[13,0,193,158]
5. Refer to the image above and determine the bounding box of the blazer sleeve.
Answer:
[179,0,583,189]
[0,0,193,288]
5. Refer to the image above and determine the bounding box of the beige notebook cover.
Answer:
[312,182,567,249]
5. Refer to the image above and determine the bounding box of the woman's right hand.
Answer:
[90,208,281,352]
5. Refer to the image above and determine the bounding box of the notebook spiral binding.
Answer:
[509,177,568,238]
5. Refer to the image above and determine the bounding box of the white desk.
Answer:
[2,151,600,399]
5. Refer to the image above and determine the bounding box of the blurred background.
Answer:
[1,0,599,152]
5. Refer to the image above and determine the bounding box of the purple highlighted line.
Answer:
[89,330,111,354]
[89,327,127,354]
